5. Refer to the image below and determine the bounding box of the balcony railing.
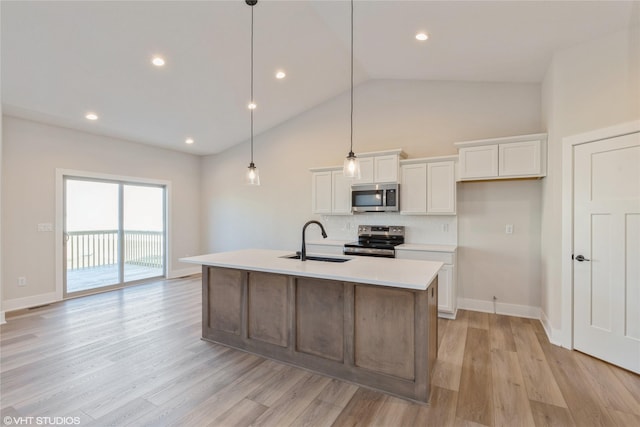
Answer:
[66,230,164,270]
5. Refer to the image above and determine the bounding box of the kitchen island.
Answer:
[181,249,442,403]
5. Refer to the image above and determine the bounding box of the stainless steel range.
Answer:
[343,225,405,258]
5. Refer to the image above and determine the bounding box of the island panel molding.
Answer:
[186,250,440,403]
[354,285,416,380]
[208,267,243,335]
[296,278,345,361]
[248,272,289,348]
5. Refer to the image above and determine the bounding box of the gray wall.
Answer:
[201,79,543,312]
[541,26,640,340]
[1,117,202,309]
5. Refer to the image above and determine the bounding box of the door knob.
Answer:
[575,254,590,262]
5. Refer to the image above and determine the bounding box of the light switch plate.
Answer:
[505,224,514,234]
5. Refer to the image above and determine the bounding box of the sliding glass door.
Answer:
[123,185,165,282]
[63,177,166,296]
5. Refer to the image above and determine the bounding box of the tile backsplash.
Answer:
[320,213,457,246]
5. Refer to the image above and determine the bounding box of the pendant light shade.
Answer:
[245,0,260,185]
[342,0,360,179]
[246,162,260,185]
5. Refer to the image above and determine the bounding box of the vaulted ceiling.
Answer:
[2,1,637,155]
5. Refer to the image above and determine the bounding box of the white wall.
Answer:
[541,26,640,341]
[202,79,543,312]
[1,116,202,309]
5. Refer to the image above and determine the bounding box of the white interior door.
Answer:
[573,131,640,373]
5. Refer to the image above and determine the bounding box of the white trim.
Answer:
[2,291,60,312]
[438,309,457,320]
[168,267,201,279]
[55,169,172,300]
[457,297,541,319]
[0,312,6,325]
[454,132,548,147]
[560,120,640,349]
[540,309,563,347]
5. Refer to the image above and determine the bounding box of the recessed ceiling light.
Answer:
[415,33,429,41]
[152,56,165,67]
[275,71,286,79]
[248,102,257,110]
[85,113,98,120]
[185,138,194,145]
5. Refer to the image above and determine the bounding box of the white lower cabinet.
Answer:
[395,248,457,318]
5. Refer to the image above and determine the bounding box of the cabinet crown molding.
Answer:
[454,132,547,148]
[400,154,458,165]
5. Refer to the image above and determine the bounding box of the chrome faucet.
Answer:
[301,220,327,261]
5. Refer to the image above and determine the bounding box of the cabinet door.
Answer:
[400,163,427,214]
[437,264,454,314]
[459,145,498,179]
[352,157,374,184]
[332,170,352,214]
[427,161,456,214]
[311,171,332,214]
[374,155,399,183]
[498,140,542,177]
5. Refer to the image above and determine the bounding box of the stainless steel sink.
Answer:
[282,253,351,263]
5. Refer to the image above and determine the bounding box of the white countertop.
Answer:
[396,243,457,253]
[307,239,457,253]
[181,249,442,291]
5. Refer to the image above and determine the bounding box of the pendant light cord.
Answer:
[350,0,354,153]
[250,4,255,164]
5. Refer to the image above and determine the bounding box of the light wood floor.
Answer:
[1,276,638,427]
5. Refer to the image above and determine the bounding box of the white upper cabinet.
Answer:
[458,145,498,179]
[400,156,457,215]
[331,170,352,215]
[310,167,352,215]
[354,157,374,184]
[352,149,406,185]
[427,160,456,214]
[400,162,427,214]
[498,140,542,177]
[374,155,400,183]
[311,170,332,214]
[455,133,547,181]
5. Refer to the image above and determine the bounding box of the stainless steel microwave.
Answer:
[351,183,399,213]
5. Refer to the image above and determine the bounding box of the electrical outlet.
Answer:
[37,223,53,232]
[18,277,27,287]
[505,224,514,234]
[442,224,449,232]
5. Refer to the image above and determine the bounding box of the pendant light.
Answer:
[343,0,361,179]
[245,0,260,185]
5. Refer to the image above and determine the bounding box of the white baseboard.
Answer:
[2,291,61,313]
[540,309,564,347]
[438,309,458,320]
[0,311,6,325]
[168,267,201,279]
[457,298,541,319]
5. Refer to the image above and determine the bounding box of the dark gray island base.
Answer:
[201,266,438,404]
